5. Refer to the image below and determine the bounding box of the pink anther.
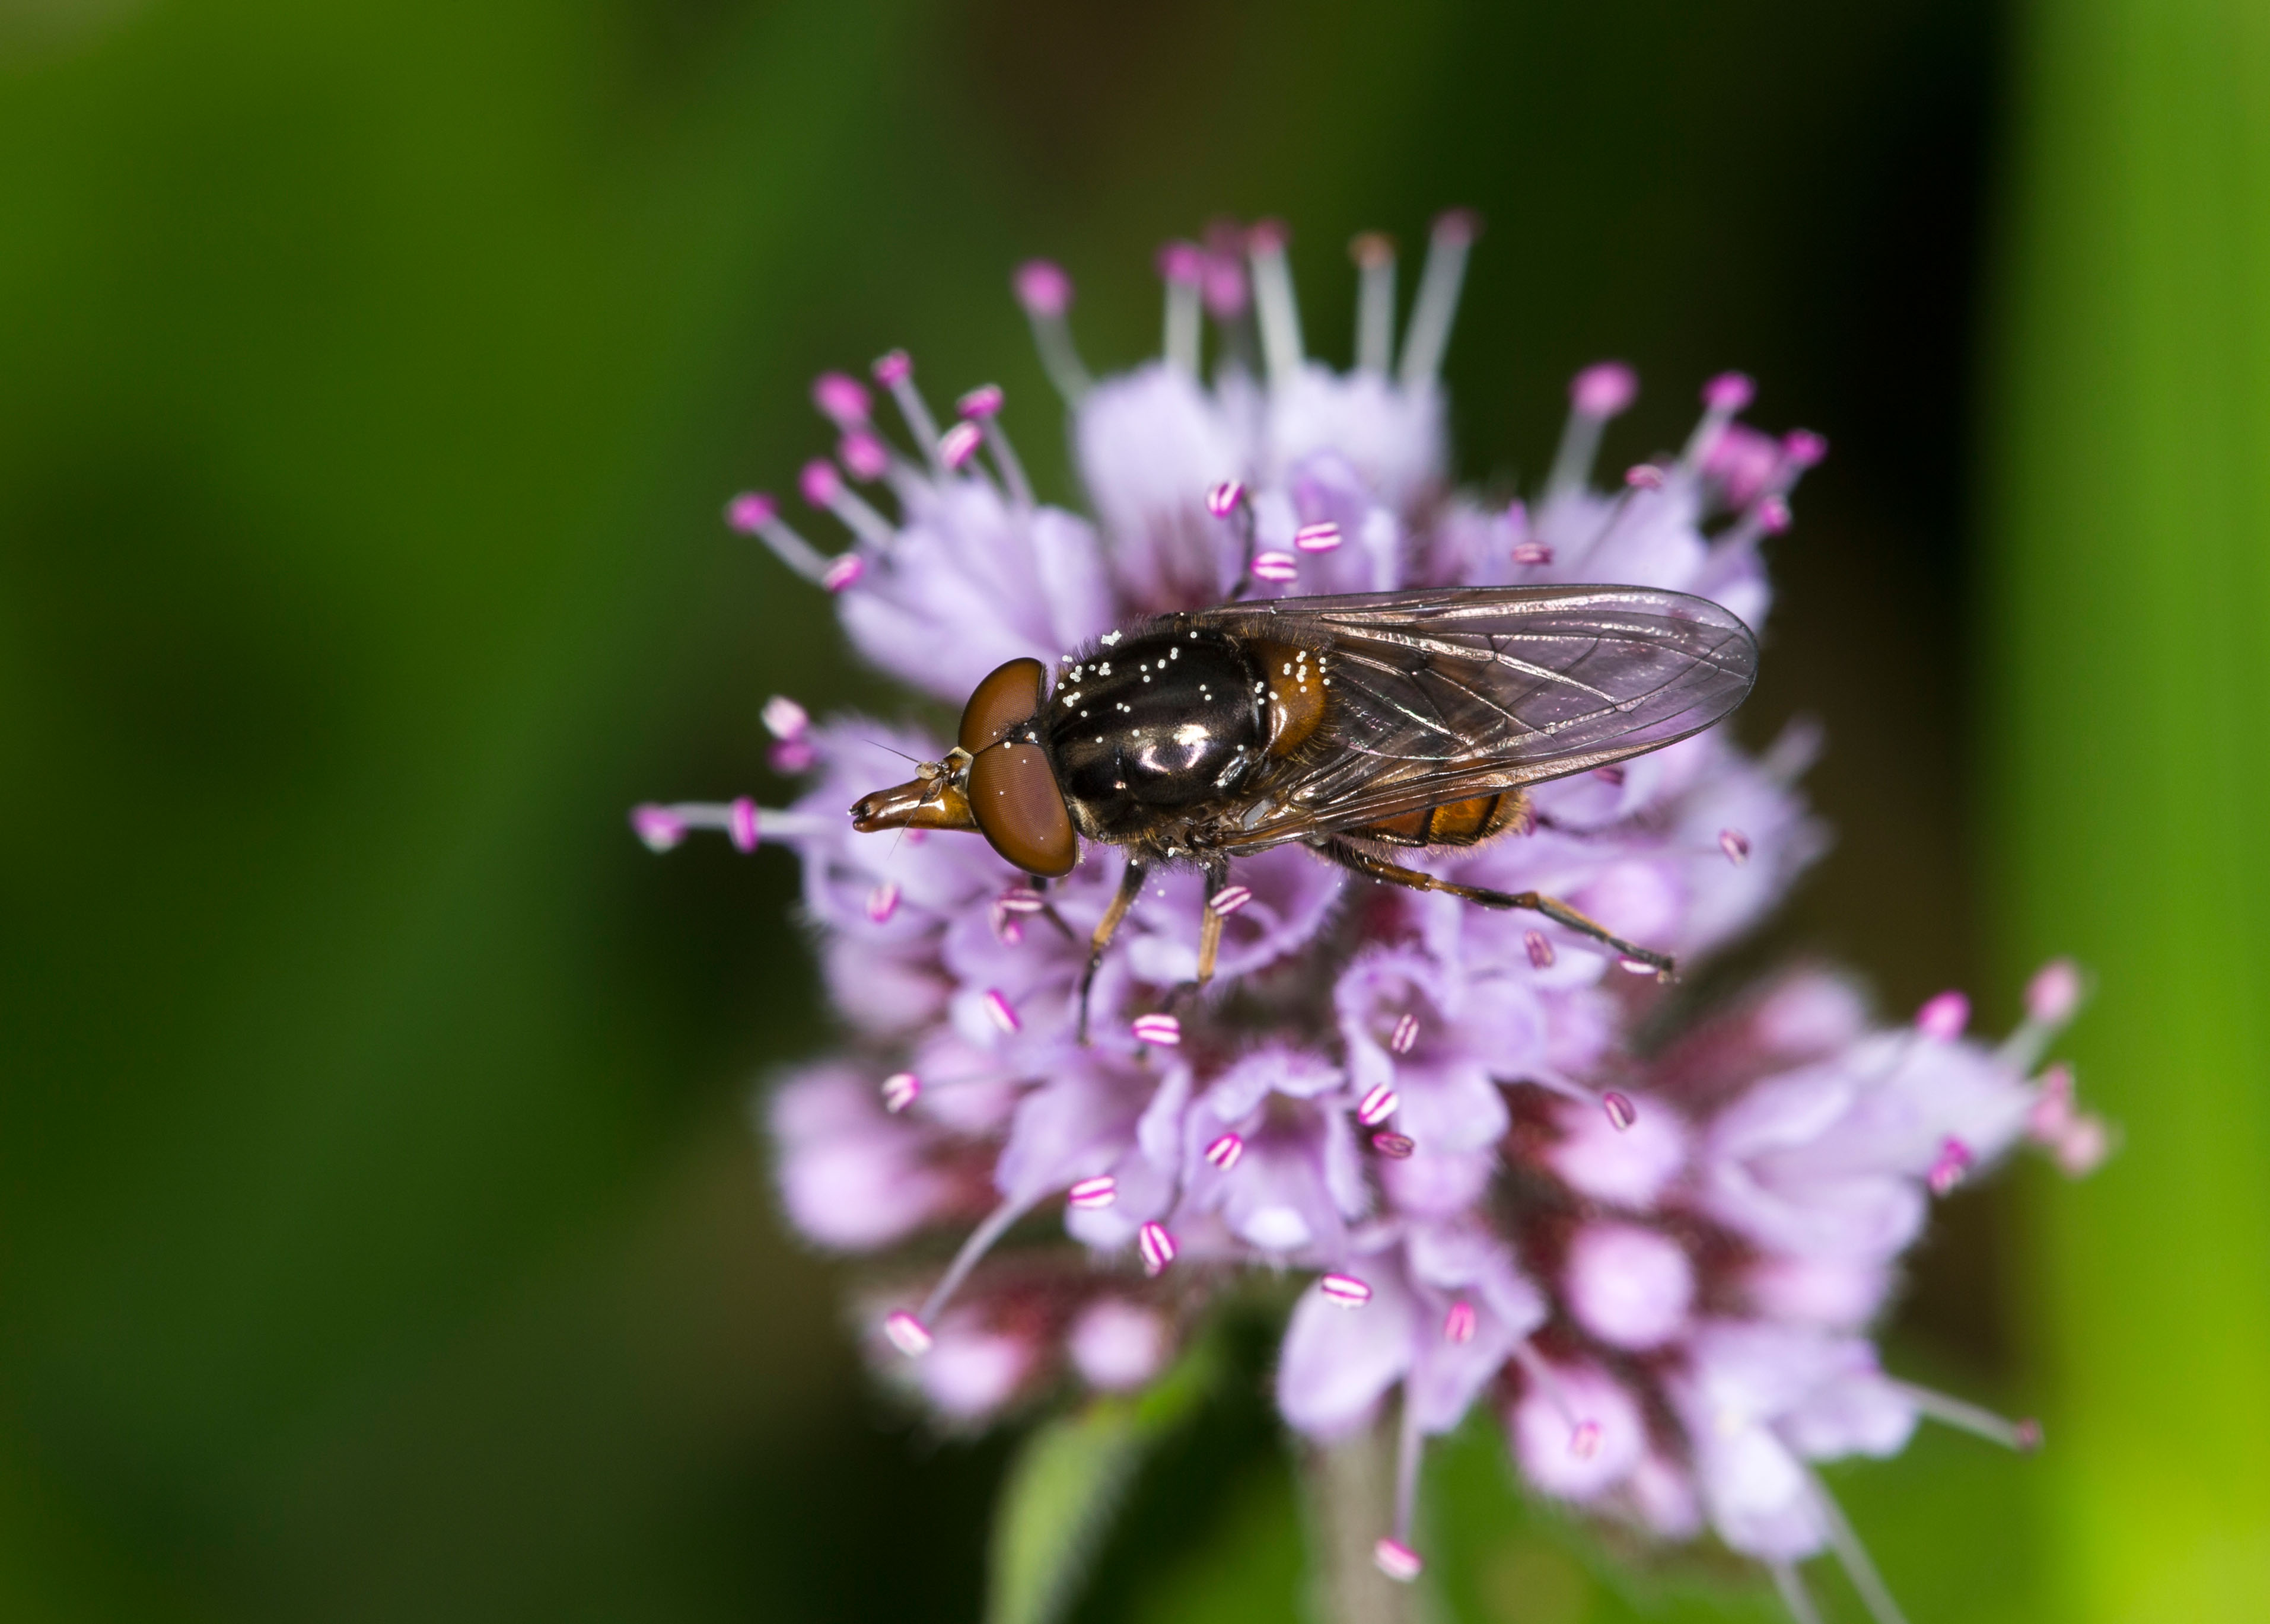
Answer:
[839,430,889,482]
[957,383,1004,420]
[1928,1136,1975,1196]
[1068,1175,1118,1211]
[880,1071,919,1113]
[865,883,900,925]
[871,349,912,386]
[1205,479,1246,517]
[1625,464,1666,490]
[725,491,776,533]
[1373,1538,1424,1583]
[1916,990,1970,1041]
[883,1310,932,1357]
[1131,1013,1182,1047]
[1138,1222,1177,1276]
[1250,550,1298,583]
[1389,1013,1421,1055]
[811,371,870,426]
[1703,371,1755,412]
[1371,1131,1415,1159]
[1013,259,1072,317]
[1319,1273,1372,1307]
[1571,1419,1602,1459]
[1720,828,1752,865]
[630,805,686,852]
[1511,541,1554,566]
[938,421,983,470]
[1572,361,1638,416]
[1293,521,1342,553]
[1357,1084,1399,1126]
[2027,958,2083,1025]
[821,554,865,593]
[727,797,760,853]
[798,458,841,508]
[983,989,1021,1034]
[1204,1132,1245,1171]
[1524,930,1556,970]
[1208,884,1253,917]
[1782,428,1828,467]
[1443,1300,1479,1343]
[1603,1092,1638,1132]
[1431,206,1482,244]
[1155,240,1204,284]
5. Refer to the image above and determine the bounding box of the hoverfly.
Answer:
[849,585,1757,1036]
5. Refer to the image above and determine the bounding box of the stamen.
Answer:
[727,491,851,588]
[1443,1299,1478,1343]
[1371,1131,1416,1158]
[1204,1132,1245,1170]
[1357,1084,1399,1126]
[1244,219,1304,389]
[1208,884,1253,917]
[821,554,865,592]
[1602,1092,1638,1131]
[884,1310,933,1357]
[1397,208,1480,390]
[996,887,1045,916]
[938,422,983,472]
[1319,1273,1372,1307]
[1625,463,1666,491]
[1251,550,1298,584]
[800,458,896,548]
[629,798,768,853]
[958,384,1002,419]
[1720,828,1752,865]
[2027,957,2084,1024]
[1132,1013,1182,1046]
[1679,371,1756,471]
[838,429,890,482]
[1927,1136,1974,1196]
[1524,930,1556,969]
[1511,541,1553,566]
[983,989,1021,1034]
[1569,1419,1602,1459]
[1619,957,1660,976]
[920,1194,1040,1324]
[1157,241,1204,376]
[1349,231,1396,376]
[1200,220,1250,320]
[762,695,810,740]
[1068,1175,1118,1210]
[1372,1537,1422,1584]
[1915,990,1970,1041]
[1594,765,1627,786]
[1206,479,1246,517]
[1013,259,1093,405]
[1886,1378,2043,1453]
[963,392,1036,508]
[1804,1466,1911,1624]
[872,349,947,474]
[1389,1013,1421,1054]
[812,371,871,428]
[1771,1562,1825,1624]
[1293,521,1342,553]
[1138,1221,1177,1275]
[866,883,901,924]
[1545,361,1638,498]
[881,1071,920,1113]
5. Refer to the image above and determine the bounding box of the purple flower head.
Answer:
[635,215,2110,1616]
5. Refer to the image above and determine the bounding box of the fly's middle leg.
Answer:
[1310,837,1676,977]
[1078,856,1149,1043]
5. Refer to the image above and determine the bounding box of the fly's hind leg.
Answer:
[1311,836,1676,976]
[1165,860,1233,1017]
[1078,857,1149,1044]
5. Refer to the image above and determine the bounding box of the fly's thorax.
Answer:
[1047,625,1266,836]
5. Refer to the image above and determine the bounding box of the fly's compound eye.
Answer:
[960,656,1077,877]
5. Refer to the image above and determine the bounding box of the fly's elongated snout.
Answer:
[848,775,977,833]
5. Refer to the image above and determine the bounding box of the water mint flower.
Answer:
[633,214,2106,1619]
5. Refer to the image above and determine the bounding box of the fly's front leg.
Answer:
[1078,856,1149,1044]
[1311,837,1676,977]
[1195,859,1231,987]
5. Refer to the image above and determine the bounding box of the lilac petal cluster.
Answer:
[636,214,2109,1616]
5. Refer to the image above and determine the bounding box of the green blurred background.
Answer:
[1,0,2256,1619]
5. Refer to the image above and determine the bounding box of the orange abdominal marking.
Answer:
[1252,640,1327,757]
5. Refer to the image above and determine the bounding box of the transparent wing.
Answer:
[1190,585,1758,849]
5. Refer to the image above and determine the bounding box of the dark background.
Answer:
[0,2,2013,1617]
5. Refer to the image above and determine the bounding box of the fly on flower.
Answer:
[848,583,1757,1033]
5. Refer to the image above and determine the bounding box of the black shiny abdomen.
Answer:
[1046,625,1266,838]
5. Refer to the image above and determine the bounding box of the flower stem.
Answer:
[1299,1423,1413,1624]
